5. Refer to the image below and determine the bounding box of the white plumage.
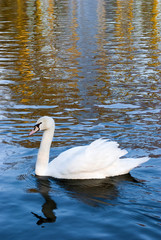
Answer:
[29,116,150,179]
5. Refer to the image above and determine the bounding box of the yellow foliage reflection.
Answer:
[148,0,161,69]
[0,0,161,116]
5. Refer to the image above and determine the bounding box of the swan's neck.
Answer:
[35,127,54,176]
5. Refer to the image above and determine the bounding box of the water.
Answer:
[0,0,161,239]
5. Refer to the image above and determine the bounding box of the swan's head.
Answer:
[29,116,55,136]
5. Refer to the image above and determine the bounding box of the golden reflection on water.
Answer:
[66,2,81,73]
[115,0,134,65]
[115,0,134,41]
[148,0,161,69]
[0,0,160,137]
[16,0,34,80]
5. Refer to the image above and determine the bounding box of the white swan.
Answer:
[29,116,150,179]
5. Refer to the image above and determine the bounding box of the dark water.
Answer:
[0,0,161,239]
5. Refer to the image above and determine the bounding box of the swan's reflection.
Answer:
[31,178,57,225]
[31,174,138,225]
[56,174,139,206]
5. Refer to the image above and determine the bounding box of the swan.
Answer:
[29,116,150,179]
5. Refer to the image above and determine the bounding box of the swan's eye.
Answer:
[34,122,42,130]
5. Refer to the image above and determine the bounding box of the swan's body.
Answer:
[29,116,150,179]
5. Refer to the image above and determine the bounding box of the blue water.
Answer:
[0,0,161,239]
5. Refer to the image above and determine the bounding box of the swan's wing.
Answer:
[49,139,127,178]
[84,139,127,172]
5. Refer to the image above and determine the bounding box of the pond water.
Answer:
[0,0,161,239]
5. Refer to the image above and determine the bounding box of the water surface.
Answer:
[0,0,161,239]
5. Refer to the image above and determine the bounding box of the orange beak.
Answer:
[29,126,40,136]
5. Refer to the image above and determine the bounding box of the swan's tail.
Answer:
[116,156,150,176]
